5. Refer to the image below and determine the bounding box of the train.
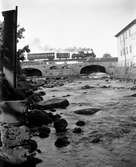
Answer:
[27,51,95,61]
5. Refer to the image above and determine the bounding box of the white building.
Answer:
[115,19,136,66]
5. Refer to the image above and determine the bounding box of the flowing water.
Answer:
[35,78,136,167]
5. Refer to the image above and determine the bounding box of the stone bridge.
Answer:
[21,58,118,77]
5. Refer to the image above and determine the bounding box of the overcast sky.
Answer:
[0,0,136,57]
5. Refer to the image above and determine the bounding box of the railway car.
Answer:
[27,52,55,61]
[56,53,70,59]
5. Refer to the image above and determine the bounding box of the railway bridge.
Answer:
[21,57,118,77]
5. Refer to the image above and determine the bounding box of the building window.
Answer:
[123,48,126,55]
[125,31,128,39]
[129,45,132,53]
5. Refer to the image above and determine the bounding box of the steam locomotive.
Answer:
[27,51,95,61]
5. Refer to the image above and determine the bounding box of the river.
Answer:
[34,78,136,167]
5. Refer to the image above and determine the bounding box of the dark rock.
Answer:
[81,85,94,89]
[49,108,56,112]
[31,98,69,110]
[74,108,100,115]
[24,139,38,153]
[91,136,101,143]
[24,89,34,97]
[129,93,136,97]
[53,114,62,122]
[37,91,46,96]
[39,125,51,138]
[27,93,43,105]
[76,120,85,126]
[73,127,82,134]
[47,112,54,120]
[47,113,61,122]
[62,94,71,97]
[54,118,68,133]
[32,80,45,87]
[27,109,52,126]
[130,86,136,90]
[100,85,110,88]
[37,149,42,153]
[55,136,70,147]
[31,127,40,136]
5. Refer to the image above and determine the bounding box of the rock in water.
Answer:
[76,120,85,126]
[31,98,69,110]
[74,108,100,115]
[55,137,70,147]
[81,85,94,89]
[39,125,51,138]
[54,118,68,133]
[27,93,43,105]
[48,113,61,122]
[26,109,52,126]
[128,93,136,97]
[73,127,82,134]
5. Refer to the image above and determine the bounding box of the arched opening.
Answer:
[80,65,106,75]
[22,68,42,77]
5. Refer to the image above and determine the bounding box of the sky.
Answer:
[0,0,136,57]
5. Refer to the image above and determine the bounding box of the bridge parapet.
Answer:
[21,57,118,77]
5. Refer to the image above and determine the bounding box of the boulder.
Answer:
[73,127,82,134]
[74,108,100,115]
[47,113,61,122]
[91,136,101,143]
[24,89,34,97]
[54,118,68,133]
[128,93,136,97]
[130,86,136,90]
[37,91,46,96]
[26,109,52,126]
[55,137,70,147]
[49,108,56,112]
[31,98,69,110]
[100,85,110,88]
[39,125,51,138]
[27,93,43,105]
[81,85,94,89]
[76,120,85,126]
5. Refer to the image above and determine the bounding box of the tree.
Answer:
[17,25,30,61]
[16,25,30,74]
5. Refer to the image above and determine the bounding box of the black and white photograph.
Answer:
[0,0,136,166]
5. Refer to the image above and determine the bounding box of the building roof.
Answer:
[115,19,136,37]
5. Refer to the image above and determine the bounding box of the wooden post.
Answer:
[2,7,17,88]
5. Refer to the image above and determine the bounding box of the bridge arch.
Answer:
[22,68,42,77]
[80,65,106,75]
